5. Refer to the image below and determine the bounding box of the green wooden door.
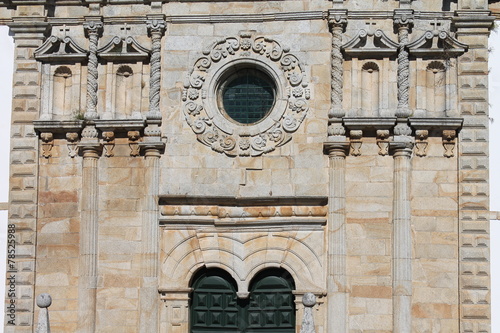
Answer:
[190,269,295,333]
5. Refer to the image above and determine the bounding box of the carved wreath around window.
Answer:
[182,34,310,156]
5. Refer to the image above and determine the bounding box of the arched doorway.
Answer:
[190,268,295,333]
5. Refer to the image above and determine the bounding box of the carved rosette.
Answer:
[183,34,310,156]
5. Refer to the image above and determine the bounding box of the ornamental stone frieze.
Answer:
[182,33,311,157]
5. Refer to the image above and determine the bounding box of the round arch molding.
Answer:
[159,228,326,297]
[182,33,311,157]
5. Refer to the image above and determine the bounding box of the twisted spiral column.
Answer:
[147,20,166,120]
[396,26,410,117]
[328,16,347,120]
[84,21,102,120]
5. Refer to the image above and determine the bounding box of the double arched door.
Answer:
[190,268,295,333]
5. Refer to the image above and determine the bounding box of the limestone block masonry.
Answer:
[0,1,496,332]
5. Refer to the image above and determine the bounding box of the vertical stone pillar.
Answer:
[328,10,347,121]
[394,10,413,118]
[390,139,414,333]
[324,139,349,333]
[146,17,166,120]
[7,12,47,330]
[77,125,101,333]
[83,20,103,120]
[453,6,494,333]
[139,144,163,333]
[138,15,166,332]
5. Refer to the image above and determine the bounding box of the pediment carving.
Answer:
[97,36,150,61]
[342,29,399,58]
[408,30,468,57]
[35,36,88,62]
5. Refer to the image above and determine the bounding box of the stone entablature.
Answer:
[1,1,496,332]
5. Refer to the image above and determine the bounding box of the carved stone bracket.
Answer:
[415,129,429,157]
[349,130,363,156]
[40,132,54,158]
[66,132,79,158]
[377,130,390,156]
[102,131,115,157]
[183,33,310,156]
[299,293,317,333]
[128,130,141,156]
[442,129,456,158]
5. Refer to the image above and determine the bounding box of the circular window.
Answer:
[218,69,276,125]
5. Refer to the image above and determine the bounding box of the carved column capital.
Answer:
[83,20,103,37]
[328,10,348,33]
[146,17,166,37]
[393,9,414,30]
[324,138,349,158]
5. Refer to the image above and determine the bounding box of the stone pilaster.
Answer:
[83,20,103,120]
[138,142,163,333]
[453,7,494,333]
[390,138,414,333]
[77,125,101,333]
[146,17,166,120]
[324,138,349,333]
[6,13,48,332]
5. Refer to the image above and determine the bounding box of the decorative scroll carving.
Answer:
[66,132,79,158]
[443,129,456,157]
[147,19,166,120]
[394,10,413,118]
[84,21,103,120]
[128,130,141,156]
[415,129,429,157]
[328,10,347,122]
[183,34,310,156]
[342,29,399,58]
[300,293,316,333]
[40,132,53,158]
[35,35,88,62]
[102,131,115,157]
[408,30,468,57]
[349,130,363,156]
[377,129,390,156]
[98,35,150,61]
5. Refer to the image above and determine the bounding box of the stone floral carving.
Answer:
[183,34,310,156]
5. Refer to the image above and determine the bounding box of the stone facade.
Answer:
[0,0,496,332]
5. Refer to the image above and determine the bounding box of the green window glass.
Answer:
[190,268,295,333]
[220,69,276,125]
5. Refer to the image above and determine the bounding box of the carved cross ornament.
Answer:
[183,33,311,156]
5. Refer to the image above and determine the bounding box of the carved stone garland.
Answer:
[183,34,310,157]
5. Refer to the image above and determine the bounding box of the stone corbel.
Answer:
[415,129,429,157]
[102,131,115,157]
[349,130,363,156]
[40,132,54,158]
[376,130,390,156]
[66,132,79,158]
[442,129,456,157]
[128,130,141,156]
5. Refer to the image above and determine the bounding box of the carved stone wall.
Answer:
[0,1,495,333]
